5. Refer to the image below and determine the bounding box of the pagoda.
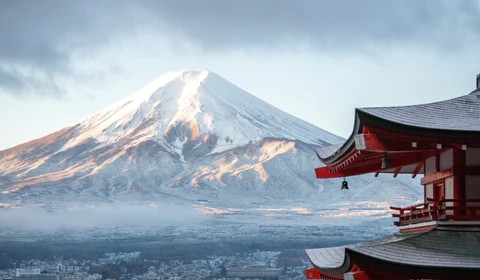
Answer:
[305,75,480,280]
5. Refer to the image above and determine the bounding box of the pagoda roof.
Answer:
[360,89,480,133]
[315,89,480,177]
[306,228,480,277]
[305,246,349,276]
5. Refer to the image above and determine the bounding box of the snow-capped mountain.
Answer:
[63,70,340,158]
[0,70,420,206]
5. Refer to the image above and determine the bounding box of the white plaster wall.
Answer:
[466,175,480,214]
[425,156,437,175]
[466,148,480,167]
[440,149,453,171]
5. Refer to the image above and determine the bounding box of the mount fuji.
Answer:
[0,70,420,210]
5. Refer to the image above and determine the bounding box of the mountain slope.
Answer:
[60,70,341,157]
[0,70,420,206]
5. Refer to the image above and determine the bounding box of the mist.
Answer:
[0,203,206,230]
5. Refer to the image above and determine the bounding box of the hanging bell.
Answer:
[341,178,349,190]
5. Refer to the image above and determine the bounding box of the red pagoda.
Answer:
[305,75,480,280]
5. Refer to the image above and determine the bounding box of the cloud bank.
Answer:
[1,0,479,96]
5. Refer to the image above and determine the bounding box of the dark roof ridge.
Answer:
[358,92,470,111]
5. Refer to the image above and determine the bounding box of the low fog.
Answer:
[0,203,206,229]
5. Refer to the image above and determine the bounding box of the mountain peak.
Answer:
[27,70,342,161]
[134,69,211,98]
[0,70,348,202]
[0,70,416,208]
[150,69,213,84]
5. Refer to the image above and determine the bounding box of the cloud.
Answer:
[146,0,480,51]
[0,0,141,96]
[1,0,479,97]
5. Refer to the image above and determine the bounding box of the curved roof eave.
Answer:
[315,110,362,165]
[305,246,352,276]
[348,229,480,269]
[316,91,480,165]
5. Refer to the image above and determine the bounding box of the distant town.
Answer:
[0,250,309,280]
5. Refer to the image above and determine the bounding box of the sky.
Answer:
[1,0,480,150]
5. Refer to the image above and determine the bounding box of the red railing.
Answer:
[390,199,480,227]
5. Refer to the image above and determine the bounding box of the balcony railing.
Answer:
[390,199,480,227]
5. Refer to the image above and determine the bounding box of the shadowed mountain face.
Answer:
[0,70,420,206]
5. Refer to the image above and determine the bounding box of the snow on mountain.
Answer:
[60,70,341,158]
[0,70,421,209]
